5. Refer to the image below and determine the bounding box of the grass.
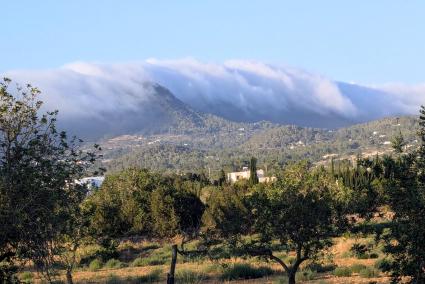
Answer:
[296,269,317,281]
[131,255,167,267]
[89,259,103,271]
[175,269,207,284]
[20,271,34,283]
[220,263,274,280]
[350,263,367,273]
[359,267,380,278]
[333,266,353,277]
[104,258,125,269]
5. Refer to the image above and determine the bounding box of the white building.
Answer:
[227,168,276,184]
[76,176,105,190]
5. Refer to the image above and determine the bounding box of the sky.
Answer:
[2,1,425,84]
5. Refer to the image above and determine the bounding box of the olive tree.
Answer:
[0,78,100,283]
[204,162,347,284]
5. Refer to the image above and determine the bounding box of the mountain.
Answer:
[97,115,419,177]
[58,83,206,139]
[4,59,425,139]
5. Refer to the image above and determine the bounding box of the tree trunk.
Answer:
[167,244,178,284]
[288,270,296,284]
[66,270,73,284]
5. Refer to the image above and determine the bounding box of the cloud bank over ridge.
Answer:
[3,59,425,137]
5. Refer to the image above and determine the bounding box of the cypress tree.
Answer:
[249,157,259,185]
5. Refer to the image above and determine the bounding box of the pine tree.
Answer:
[391,131,405,155]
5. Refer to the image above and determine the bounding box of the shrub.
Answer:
[359,267,380,278]
[89,259,103,271]
[127,269,162,283]
[80,242,120,265]
[333,267,352,277]
[104,258,124,269]
[350,264,367,273]
[374,258,391,271]
[369,252,379,259]
[20,271,33,283]
[131,255,167,267]
[306,262,336,273]
[175,269,207,284]
[350,243,368,256]
[105,274,121,284]
[220,263,274,280]
[296,269,317,281]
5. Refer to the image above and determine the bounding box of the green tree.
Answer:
[391,130,406,155]
[249,157,259,185]
[0,78,99,283]
[204,162,346,284]
[380,106,425,283]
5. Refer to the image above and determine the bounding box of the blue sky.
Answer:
[2,1,424,84]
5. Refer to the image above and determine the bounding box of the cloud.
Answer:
[2,59,425,138]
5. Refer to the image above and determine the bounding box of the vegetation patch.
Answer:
[89,259,103,271]
[359,267,380,278]
[175,269,207,284]
[220,263,274,280]
[333,266,353,277]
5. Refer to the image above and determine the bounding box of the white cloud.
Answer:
[3,59,425,137]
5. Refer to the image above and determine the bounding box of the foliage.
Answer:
[131,256,167,267]
[89,259,102,271]
[104,258,124,269]
[378,107,425,283]
[333,266,352,277]
[249,157,259,185]
[203,162,346,284]
[359,267,380,278]
[0,78,100,283]
[175,269,207,283]
[220,264,274,280]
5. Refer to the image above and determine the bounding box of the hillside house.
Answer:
[227,167,276,184]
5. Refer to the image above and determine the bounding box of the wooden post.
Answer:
[167,244,178,284]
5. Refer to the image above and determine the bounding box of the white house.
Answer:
[76,176,105,190]
[227,168,276,184]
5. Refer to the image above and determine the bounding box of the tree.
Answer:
[0,78,100,283]
[204,162,346,284]
[249,157,259,185]
[218,169,226,186]
[150,186,205,284]
[380,106,425,283]
[391,130,406,155]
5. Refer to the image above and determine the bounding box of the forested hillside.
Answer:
[98,115,418,177]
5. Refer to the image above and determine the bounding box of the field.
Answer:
[20,234,391,284]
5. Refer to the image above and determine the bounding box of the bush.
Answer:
[131,255,167,267]
[89,259,103,271]
[350,243,368,257]
[369,252,379,259]
[175,269,207,284]
[359,267,380,278]
[350,264,367,273]
[20,271,33,283]
[374,258,391,271]
[105,274,121,284]
[296,269,317,281]
[104,258,124,269]
[127,269,162,283]
[220,263,274,280]
[80,242,120,265]
[333,267,352,277]
[306,262,336,273]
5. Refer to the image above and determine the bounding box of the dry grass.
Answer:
[28,235,391,283]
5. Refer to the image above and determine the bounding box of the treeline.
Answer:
[1,78,425,284]
[102,116,418,177]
